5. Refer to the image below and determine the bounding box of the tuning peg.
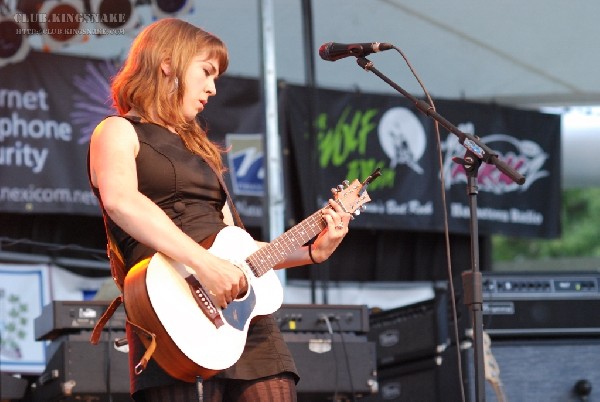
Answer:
[330,187,338,194]
[342,180,350,187]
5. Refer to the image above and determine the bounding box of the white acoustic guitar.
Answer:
[123,170,380,382]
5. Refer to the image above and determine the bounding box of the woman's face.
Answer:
[181,53,220,121]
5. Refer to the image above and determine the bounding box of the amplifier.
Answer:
[465,337,600,402]
[35,300,126,341]
[273,304,370,334]
[31,331,130,402]
[284,332,378,400]
[478,272,600,337]
[368,286,449,367]
[360,338,600,402]
[357,351,463,402]
[1,374,28,400]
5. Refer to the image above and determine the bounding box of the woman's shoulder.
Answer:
[99,115,136,128]
[100,114,134,128]
[91,115,139,144]
[95,115,173,146]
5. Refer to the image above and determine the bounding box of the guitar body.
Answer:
[123,226,283,382]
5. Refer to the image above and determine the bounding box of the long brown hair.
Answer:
[112,18,229,172]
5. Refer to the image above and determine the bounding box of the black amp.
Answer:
[274,304,377,400]
[34,300,125,341]
[367,286,449,368]
[478,271,600,337]
[273,303,370,334]
[32,301,129,401]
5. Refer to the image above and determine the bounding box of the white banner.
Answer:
[49,266,110,301]
[0,263,50,374]
[0,262,111,374]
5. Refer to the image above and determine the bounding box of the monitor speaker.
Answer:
[466,337,600,402]
[31,332,130,401]
[357,346,464,402]
[359,337,600,401]
[283,332,378,400]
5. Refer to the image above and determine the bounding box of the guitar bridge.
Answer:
[185,275,224,329]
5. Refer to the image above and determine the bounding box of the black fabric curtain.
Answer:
[0,213,106,261]
[286,228,491,283]
[0,212,489,283]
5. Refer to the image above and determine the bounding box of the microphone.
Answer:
[319,42,393,62]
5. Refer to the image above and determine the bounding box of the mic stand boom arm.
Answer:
[356,57,525,185]
[355,56,525,402]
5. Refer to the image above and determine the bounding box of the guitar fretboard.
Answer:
[246,210,326,276]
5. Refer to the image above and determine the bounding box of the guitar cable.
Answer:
[196,376,204,402]
[319,314,358,402]
[334,318,358,402]
[319,314,340,400]
[390,44,467,402]
[104,316,114,402]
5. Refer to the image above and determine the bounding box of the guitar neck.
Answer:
[246,209,326,276]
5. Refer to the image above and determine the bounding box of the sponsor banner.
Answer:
[284,86,561,238]
[0,51,117,215]
[0,52,268,225]
[1,52,560,237]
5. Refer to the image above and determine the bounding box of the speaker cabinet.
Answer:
[32,332,130,401]
[467,337,600,402]
[1,373,29,399]
[361,337,600,401]
[358,347,464,402]
[283,332,377,400]
[368,286,450,367]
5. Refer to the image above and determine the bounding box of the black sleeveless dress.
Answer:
[90,117,298,395]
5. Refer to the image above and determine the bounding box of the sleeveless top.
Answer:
[89,117,298,393]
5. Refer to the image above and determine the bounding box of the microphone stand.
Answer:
[355,56,525,402]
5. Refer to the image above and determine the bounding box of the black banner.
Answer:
[201,76,267,228]
[1,52,561,238]
[0,51,118,215]
[284,85,561,238]
[0,52,267,223]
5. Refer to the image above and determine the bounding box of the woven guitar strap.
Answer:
[89,198,158,373]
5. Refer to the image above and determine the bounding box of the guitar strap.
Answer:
[87,193,159,374]
[89,189,160,372]
[209,164,245,230]
[89,293,157,375]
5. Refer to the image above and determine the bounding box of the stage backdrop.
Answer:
[283,85,561,239]
[1,52,560,238]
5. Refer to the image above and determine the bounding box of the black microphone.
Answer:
[319,42,393,62]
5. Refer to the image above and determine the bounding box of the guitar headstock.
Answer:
[331,169,380,218]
